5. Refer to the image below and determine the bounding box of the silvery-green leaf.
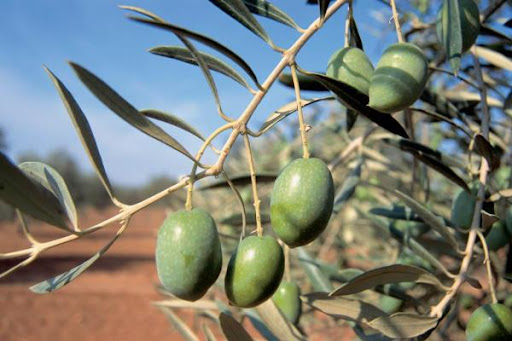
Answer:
[209,0,272,44]
[148,46,252,90]
[0,152,69,230]
[70,62,196,163]
[332,158,362,213]
[124,9,262,88]
[367,313,439,339]
[140,109,206,141]
[439,0,463,74]
[44,67,115,200]
[19,162,78,231]
[243,0,300,30]
[254,300,305,340]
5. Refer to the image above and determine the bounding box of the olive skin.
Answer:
[326,47,374,95]
[270,158,334,248]
[504,206,512,236]
[225,236,284,308]
[466,303,512,341]
[155,208,222,301]
[368,42,428,113]
[437,0,480,53]
[485,221,510,251]
[272,281,302,324]
[451,187,495,230]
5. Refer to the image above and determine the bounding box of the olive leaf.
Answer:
[332,158,362,214]
[297,247,333,292]
[278,73,329,91]
[329,264,449,296]
[220,212,270,226]
[474,133,500,171]
[244,310,279,341]
[19,162,78,231]
[209,0,272,45]
[124,10,262,88]
[44,67,116,201]
[297,68,409,138]
[254,300,305,341]
[198,173,277,190]
[348,9,363,49]
[370,205,422,222]
[148,46,253,91]
[346,109,358,132]
[318,0,331,21]
[0,152,69,230]
[439,0,463,74]
[69,62,197,163]
[366,313,439,339]
[242,0,301,30]
[473,45,512,71]
[140,109,206,142]
[219,313,254,341]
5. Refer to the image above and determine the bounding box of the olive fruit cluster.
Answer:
[326,43,428,114]
[466,303,512,341]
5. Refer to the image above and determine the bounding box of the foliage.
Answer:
[2,0,512,339]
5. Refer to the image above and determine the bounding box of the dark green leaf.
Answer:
[0,152,69,230]
[346,109,358,132]
[149,46,252,91]
[198,173,277,190]
[219,313,254,341]
[19,162,78,231]
[69,62,196,163]
[332,159,362,213]
[370,205,422,222]
[298,68,409,138]
[414,153,469,192]
[504,245,512,282]
[125,12,262,89]
[329,264,449,296]
[243,0,300,30]
[474,133,500,171]
[297,247,333,292]
[318,0,331,21]
[44,67,116,200]
[30,227,124,293]
[209,0,272,44]
[140,109,206,141]
[278,72,329,91]
[348,12,363,49]
[367,313,439,338]
[439,0,463,74]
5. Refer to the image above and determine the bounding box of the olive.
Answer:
[451,187,495,230]
[437,0,480,53]
[368,42,428,113]
[378,295,403,314]
[272,281,302,324]
[326,46,374,95]
[485,221,510,251]
[270,158,334,247]
[466,303,512,341]
[155,208,222,301]
[225,235,284,308]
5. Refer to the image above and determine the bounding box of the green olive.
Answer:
[451,186,495,230]
[272,281,302,324]
[368,42,428,113]
[437,0,480,53]
[270,158,334,248]
[155,208,222,301]
[225,235,284,308]
[378,295,403,314]
[326,46,374,95]
[466,303,512,341]
[486,221,510,251]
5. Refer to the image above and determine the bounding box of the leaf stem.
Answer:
[290,63,310,159]
[390,0,404,43]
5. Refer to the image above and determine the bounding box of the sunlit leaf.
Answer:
[140,109,206,141]
[209,0,272,44]
[329,264,449,296]
[243,0,301,30]
[19,162,78,231]
[474,45,512,71]
[254,300,305,340]
[0,152,69,230]
[149,46,253,91]
[69,62,196,163]
[297,69,409,138]
[220,313,254,341]
[198,173,277,190]
[44,67,116,200]
[439,0,463,74]
[367,313,439,338]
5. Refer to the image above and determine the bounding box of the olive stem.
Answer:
[290,63,310,159]
[243,133,263,237]
[390,0,404,43]
[284,244,291,282]
[476,230,498,304]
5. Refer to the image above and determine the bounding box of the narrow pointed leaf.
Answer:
[198,173,277,190]
[209,0,271,44]
[439,0,462,74]
[367,313,439,339]
[348,12,363,49]
[158,307,200,341]
[297,247,333,292]
[219,313,254,341]
[370,205,422,222]
[126,13,262,88]
[19,162,78,231]
[318,0,330,21]
[346,109,358,132]
[30,227,125,293]
[474,133,500,171]
[278,73,329,91]
[255,300,305,341]
[149,46,252,90]
[0,152,69,230]
[474,45,512,71]
[414,153,470,191]
[69,62,196,162]
[393,190,461,251]
[45,67,115,200]
[329,264,449,296]
[332,159,362,213]
[243,0,300,30]
[244,310,279,341]
[298,69,409,138]
[141,109,206,141]
[220,212,270,226]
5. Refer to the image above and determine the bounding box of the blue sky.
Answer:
[0,0,399,185]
